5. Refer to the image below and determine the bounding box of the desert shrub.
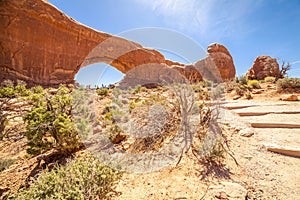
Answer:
[0,81,31,140]
[247,80,261,89]
[0,158,15,172]
[237,75,248,85]
[277,78,300,92]
[96,87,109,98]
[191,99,228,165]
[132,85,147,94]
[31,85,44,94]
[192,83,204,93]
[24,84,82,155]
[200,137,225,164]
[264,76,276,83]
[0,80,31,98]
[204,80,213,87]
[108,124,122,143]
[244,91,253,100]
[15,155,122,200]
[103,112,113,121]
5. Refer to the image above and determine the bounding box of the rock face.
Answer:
[0,0,164,87]
[246,56,280,80]
[0,0,236,87]
[193,43,236,82]
[168,43,236,83]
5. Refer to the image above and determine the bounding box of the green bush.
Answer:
[247,80,261,89]
[244,91,253,100]
[132,85,147,94]
[0,80,31,98]
[96,88,109,98]
[277,78,300,92]
[0,158,15,172]
[24,85,82,155]
[264,76,276,83]
[237,75,248,85]
[15,156,122,200]
[204,80,213,87]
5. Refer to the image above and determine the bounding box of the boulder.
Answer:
[193,43,236,82]
[279,94,299,101]
[170,64,203,83]
[246,56,280,80]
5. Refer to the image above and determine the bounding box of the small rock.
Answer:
[233,95,241,100]
[244,155,253,160]
[252,89,264,94]
[240,128,254,137]
[234,126,242,132]
[93,125,102,134]
[122,142,131,150]
[0,187,10,197]
[279,94,298,101]
[111,133,127,144]
[208,182,247,199]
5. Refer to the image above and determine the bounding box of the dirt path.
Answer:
[224,100,300,199]
[113,99,300,199]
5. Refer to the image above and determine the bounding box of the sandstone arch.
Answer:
[0,0,236,87]
[0,0,165,87]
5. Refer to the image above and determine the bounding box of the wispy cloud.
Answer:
[291,60,300,65]
[135,0,263,39]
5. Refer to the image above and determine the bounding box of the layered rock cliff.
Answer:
[0,0,236,87]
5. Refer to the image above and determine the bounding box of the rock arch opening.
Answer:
[75,63,124,88]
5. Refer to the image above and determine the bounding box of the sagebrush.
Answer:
[15,156,122,200]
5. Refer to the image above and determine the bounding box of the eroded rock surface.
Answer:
[0,0,164,87]
[0,0,236,87]
[193,43,236,82]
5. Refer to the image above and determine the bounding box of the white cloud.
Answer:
[135,0,263,39]
[291,60,300,65]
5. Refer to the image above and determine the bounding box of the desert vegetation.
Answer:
[0,76,299,199]
[277,77,300,92]
[15,155,121,200]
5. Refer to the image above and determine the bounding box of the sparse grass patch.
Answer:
[132,85,147,94]
[15,155,122,200]
[0,158,15,172]
[277,78,300,92]
[264,76,276,83]
[236,75,248,85]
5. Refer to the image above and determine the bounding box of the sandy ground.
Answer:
[111,99,300,199]
[1,85,299,199]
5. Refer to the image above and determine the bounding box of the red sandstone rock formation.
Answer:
[246,56,280,80]
[0,0,164,87]
[197,43,236,82]
[0,0,236,87]
[173,43,236,83]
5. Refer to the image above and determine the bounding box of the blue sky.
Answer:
[48,0,300,86]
